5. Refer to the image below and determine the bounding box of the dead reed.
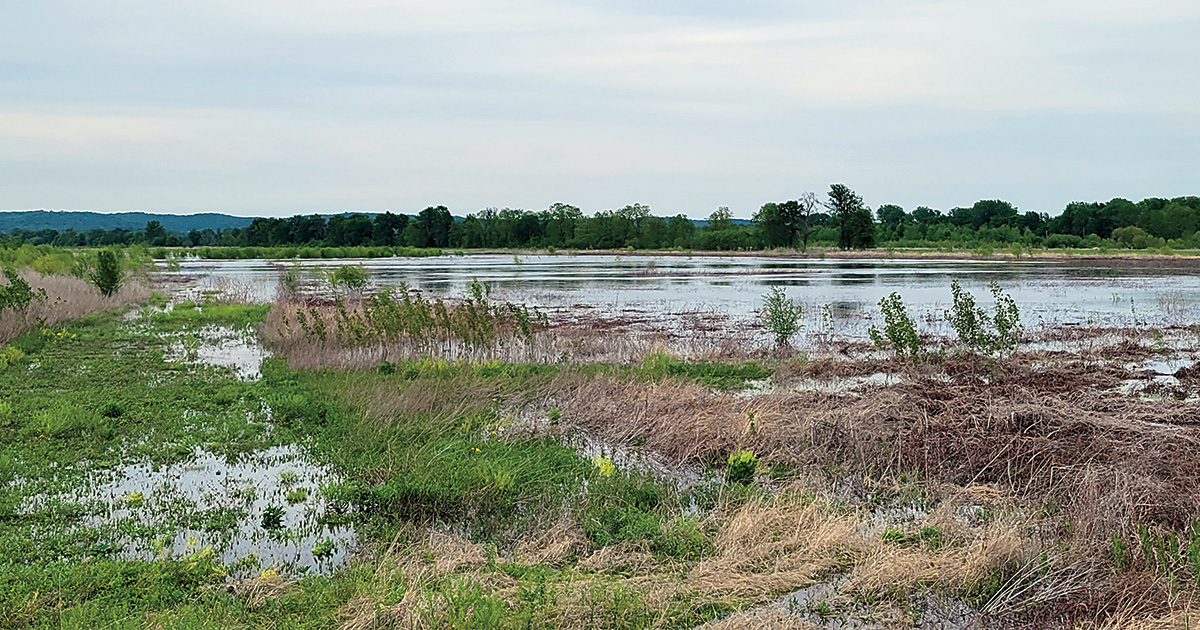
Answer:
[0,270,148,344]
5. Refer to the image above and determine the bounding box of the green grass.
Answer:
[0,302,761,629]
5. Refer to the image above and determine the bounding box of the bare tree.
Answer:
[797,192,820,252]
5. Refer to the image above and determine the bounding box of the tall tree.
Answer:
[826,184,865,250]
[416,206,454,247]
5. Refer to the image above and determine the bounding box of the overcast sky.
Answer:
[3,1,1198,218]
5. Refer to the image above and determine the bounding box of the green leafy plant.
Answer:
[261,505,285,530]
[760,287,804,348]
[327,264,369,295]
[869,292,920,357]
[312,538,336,559]
[946,280,1023,355]
[88,250,124,297]
[0,268,46,311]
[726,449,757,484]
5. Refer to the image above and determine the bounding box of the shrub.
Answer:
[760,287,803,348]
[726,449,757,484]
[88,250,123,297]
[327,264,369,295]
[946,280,1022,355]
[0,268,45,311]
[869,292,920,356]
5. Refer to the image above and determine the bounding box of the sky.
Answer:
[2,0,1198,219]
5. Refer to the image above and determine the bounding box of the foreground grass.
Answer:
[0,304,761,628]
[6,298,1195,628]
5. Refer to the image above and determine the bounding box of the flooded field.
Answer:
[7,256,1200,629]
[164,255,1200,339]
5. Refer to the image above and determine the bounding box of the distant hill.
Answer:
[0,210,258,234]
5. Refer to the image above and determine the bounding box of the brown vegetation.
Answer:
[0,270,148,344]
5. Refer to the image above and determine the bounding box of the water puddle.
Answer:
[738,373,902,397]
[76,445,355,575]
[1118,355,1200,401]
[165,325,270,380]
[499,410,721,493]
[568,430,721,491]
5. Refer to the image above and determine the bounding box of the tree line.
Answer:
[6,186,1200,252]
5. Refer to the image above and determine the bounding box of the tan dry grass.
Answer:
[514,515,592,567]
[231,570,294,610]
[688,499,866,600]
[845,518,1033,594]
[0,271,148,343]
[559,369,1200,556]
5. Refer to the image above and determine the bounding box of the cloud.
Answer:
[1,0,1197,215]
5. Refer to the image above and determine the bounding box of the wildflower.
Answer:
[592,455,615,477]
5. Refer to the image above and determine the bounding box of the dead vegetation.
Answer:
[0,270,148,343]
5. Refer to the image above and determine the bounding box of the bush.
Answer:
[946,280,1022,354]
[760,287,803,348]
[89,250,123,297]
[327,264,369,295]
[869,292,920,356]
[0,268,45,311]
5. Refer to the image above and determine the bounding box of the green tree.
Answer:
[827,184,875,249]
[143,220,169,246]
[707,206,735,232]
[89,250,123,297]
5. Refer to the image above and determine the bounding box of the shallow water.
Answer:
[162,255,1200,340]
[164,325,270,380]
[81,445,355,574]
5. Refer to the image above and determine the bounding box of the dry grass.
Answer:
[559,364,1200,550]
[688,499,864,599]
[514,516,592,567]
[231,569,294,610]
[0,271,148,344]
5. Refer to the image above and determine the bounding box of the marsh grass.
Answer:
[6,286,1200,628]
[0,270,148,343]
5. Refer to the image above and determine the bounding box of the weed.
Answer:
[726,449,757,484]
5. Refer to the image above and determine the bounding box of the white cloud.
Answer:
[1,0,1197,214]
